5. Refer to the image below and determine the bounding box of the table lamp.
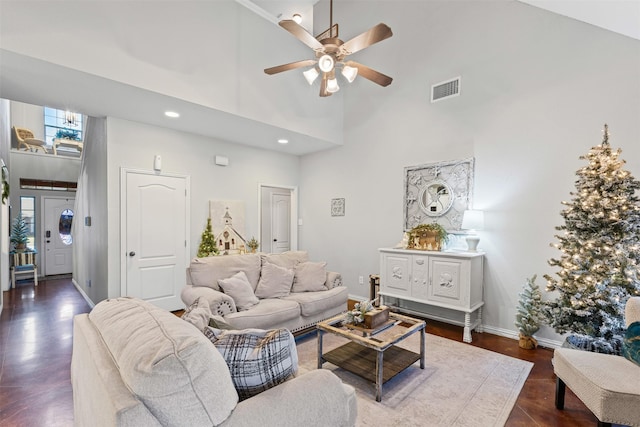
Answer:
[461,210,484,252]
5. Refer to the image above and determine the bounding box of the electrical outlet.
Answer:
[358,276,364,285]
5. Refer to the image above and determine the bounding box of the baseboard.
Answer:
[480,325,563,349]
[72,278,96,309]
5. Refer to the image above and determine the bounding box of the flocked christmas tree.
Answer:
[515,275,543,349]
[197,218,219,257]
[544,124,640,354]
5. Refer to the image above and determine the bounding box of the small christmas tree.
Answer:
[197,218,219,257]
[515,275,543,349]
[544,124,640,354]
[11,212,29,250]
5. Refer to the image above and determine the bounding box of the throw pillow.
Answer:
[622,321,640,366]
[261,251,309,270]
[218,271,259,311]
[292,261,328,293]
[204,327,298,401]
[255,262,294,299]
[181,297,212,331]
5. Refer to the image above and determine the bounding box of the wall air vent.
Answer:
[431,76,461,103]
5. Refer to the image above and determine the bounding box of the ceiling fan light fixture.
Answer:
[341,65,358,83]
[326,76,340,93]
[303,67,319,85]
[318,54,335,73]
[292,13,302,24]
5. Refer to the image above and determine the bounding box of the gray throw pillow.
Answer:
[292,261,328,292]
[261,251,309,270]
[255,262,294,299]
[218,271,259,311]
[204,327,298,401]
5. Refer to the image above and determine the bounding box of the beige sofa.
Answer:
[553,297,640,427]
[181,251,348,332]
[71,297,357,427]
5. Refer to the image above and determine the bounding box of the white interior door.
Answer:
[271,192,290,253]
[122,170,189,311]
[43,197,75,276]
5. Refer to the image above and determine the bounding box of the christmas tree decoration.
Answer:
[544,124,640,354]
[11,212,29,250]
[515,275,543,349]
[197,218,219,257]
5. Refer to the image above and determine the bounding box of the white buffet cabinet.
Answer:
[379,248,484,343]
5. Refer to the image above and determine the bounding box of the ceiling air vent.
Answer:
[431,76,461,103]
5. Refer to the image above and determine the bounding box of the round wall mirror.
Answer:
[418,180,454,217]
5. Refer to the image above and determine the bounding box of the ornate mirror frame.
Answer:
[404,157,475,232]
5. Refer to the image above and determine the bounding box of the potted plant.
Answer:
[515,275,543,349]
[407,223,449,251]
[55,129,81,141]
[247,237,259,253]
[11,212,29,251]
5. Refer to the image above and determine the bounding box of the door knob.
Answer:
[273,239,277,242]
[129,251,136,257]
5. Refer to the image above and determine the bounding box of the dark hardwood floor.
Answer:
[1,278,607,426]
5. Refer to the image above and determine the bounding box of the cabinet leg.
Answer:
[463,313,472,343]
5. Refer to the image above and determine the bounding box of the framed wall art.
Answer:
[331,198,345,217]
[404,157,475,231]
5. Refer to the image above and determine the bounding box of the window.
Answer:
[59,209,74,245]
[20,196,36,249]
[44,107,83,145]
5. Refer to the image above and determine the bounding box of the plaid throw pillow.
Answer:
[204,327,298,400]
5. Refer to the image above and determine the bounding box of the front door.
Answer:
[43,197,75,276]
[122,170,189,311]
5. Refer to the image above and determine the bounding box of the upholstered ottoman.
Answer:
[554,348,640,426]
[553,297,640,427]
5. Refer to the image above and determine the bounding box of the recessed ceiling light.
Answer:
[292,14,302,24]
[277,138,289,144]
[164,111,180,118]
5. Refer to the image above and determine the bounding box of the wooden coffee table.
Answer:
[317,312,425,402]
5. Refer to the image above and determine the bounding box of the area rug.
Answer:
[295,332,533,427]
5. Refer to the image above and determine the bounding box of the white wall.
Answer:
[300,0,640,344]
[104,118,300,300]
[0,0,342,144]
[0,99,10,305]
[73,116,108,305]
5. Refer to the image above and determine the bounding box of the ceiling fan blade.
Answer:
[345,61,393,87]
[340,23,392,56]
[319,74,331,97]
[279,20,325,52]
[264,59,317,75]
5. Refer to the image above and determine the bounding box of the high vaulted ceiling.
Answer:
[1,0,637,156]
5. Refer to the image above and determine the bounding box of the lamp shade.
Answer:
[303,67,319,85]
[318,54,335,73]
[326,77,340,93]
[461,210,484,231]
[341,65,358,83]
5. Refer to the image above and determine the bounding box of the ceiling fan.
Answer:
[264,0,393,97]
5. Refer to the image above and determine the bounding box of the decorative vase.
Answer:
[518,333,538,349]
